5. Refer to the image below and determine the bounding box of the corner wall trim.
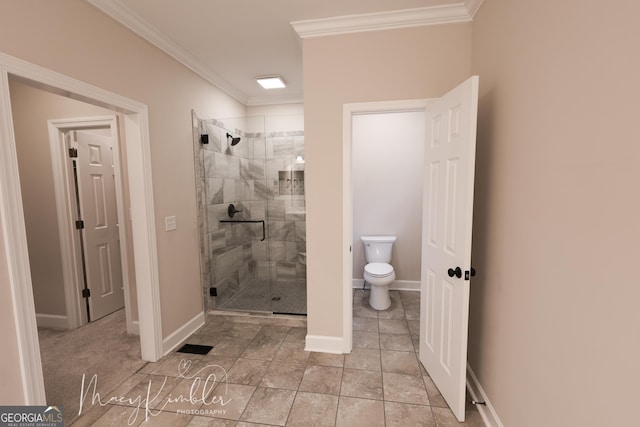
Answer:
[162,311,206,355]
[305,335,347,354]
[466,363,505,427]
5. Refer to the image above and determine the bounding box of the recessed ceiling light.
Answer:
[256,76,286,89]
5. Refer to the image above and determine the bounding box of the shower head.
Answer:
[226,132,241,146]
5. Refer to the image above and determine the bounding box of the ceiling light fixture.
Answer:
[256,76,286,89]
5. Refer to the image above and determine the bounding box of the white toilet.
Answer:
[361,236,396,310]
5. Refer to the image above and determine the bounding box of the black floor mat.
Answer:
[176,343,213,355]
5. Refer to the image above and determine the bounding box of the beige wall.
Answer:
[0,0,245,401]
[469,0,640,425]
[9,79,123,318]
[303,24,472,337]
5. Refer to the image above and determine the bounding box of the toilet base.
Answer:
[369,283,391,310]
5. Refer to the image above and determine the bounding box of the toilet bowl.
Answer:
[361,236,396,310]
[363,263,395,310]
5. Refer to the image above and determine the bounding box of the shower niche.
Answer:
[278,171,304,196]
[192,111,306,315]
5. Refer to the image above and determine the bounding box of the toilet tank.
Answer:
[361,236,396,263]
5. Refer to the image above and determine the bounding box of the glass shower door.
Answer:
[265,131,306,314]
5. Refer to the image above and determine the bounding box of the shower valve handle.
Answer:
[228,204,242,218]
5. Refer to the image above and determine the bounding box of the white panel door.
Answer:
[74,131,125,321]
[419,76,479,421]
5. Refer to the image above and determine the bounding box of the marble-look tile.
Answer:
[407,319,421,337]
[254,180,269,200]
[269,241,286,260]
[227,323,262,340]
[267,221,295,241]
[157,378,207,413]
[378,294,406,320]
[307,352,345,368]
[239,387,296,426]
[91,404,143,427]
[353,317,379,333]
[378,319,410,335]
[204,383,256,420]
[208,337,250,357]
[240,158,265,180]
[259,361,305,390]
[299,365,343,395]
[240,339,281,360]
[287,392,339,427]
[422,375,448,408]
[267,200,285,220]
[275,261,296,281]
[353,331,380,349]
[432,405,485,427]
[382,372,429,405]
[206,178,224,204]
[340,368,383,400]
[188,416,236,426]
[380,350,422,376]
[344,348,381,372]
[379,333,415,352]
[294,221,306,241]
[284,327,307,343]
[336,396,385,427]
[352,293,378,319]
[272,341,310,365]
[226,359,270,386]
[384,401,436,427]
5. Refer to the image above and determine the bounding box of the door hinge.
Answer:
[82,288,91,298]
[75,220,84,229]
[69,147,78,158]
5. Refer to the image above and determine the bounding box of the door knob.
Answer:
[447,267,462,278]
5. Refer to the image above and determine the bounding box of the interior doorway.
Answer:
[46,116,135,330]
[0,52,163,405]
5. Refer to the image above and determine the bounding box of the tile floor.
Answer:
[72,290,484,426]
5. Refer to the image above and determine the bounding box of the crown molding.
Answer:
[87,0,247,104]
[245,94,305,107]
[291,1,483,39]
[465,0,485,18]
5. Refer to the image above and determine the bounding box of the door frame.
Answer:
[48,116,134,332]
[0,51,163,404]
[342,99,431,353]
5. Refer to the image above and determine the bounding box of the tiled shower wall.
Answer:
[192,112,306,311]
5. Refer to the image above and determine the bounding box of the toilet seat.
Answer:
[364,262,394,278]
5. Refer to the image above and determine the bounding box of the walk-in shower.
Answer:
[192,111,306,315]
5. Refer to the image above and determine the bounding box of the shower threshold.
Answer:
[215,278,307,315]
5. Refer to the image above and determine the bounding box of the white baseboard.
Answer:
[466,363,504,427]
[305,334,348,354]
[128,320,140,335]
[35,313,70,330]
[352,279,421,292]
[162,311,206,355]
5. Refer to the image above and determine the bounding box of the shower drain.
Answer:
[271,296,281,301]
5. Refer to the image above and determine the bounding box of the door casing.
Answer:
[343,99,432,353]
[0,52,163,404]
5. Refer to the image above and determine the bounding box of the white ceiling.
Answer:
[87,0,480,106]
